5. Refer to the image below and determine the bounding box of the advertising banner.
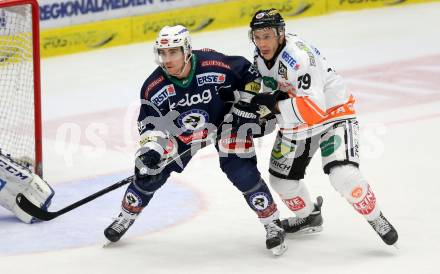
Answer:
[39,0,222,29]
[40,0,325,56]
[327,0,439,12]
[131,0,326,42]
[39,0,439,57]
[41,16,131,56]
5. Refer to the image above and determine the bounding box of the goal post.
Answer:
[0,0,42,177]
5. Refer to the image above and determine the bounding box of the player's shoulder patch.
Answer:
[244,81,261,94]
[194,49,225,60]
[143,69,166,99]
[199,48,217,52]
[293,39,317,67]
[195,50,231,70]
[200,60,231,70]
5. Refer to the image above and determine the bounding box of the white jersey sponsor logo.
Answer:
[278,62,288,80]
[281,51,297,68]
[170,89,212,109]
[196,73,226,86]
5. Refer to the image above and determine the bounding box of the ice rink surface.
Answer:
[1,2,440,273]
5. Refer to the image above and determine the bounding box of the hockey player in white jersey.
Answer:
[247,9,398,246]
[0,150,54,223]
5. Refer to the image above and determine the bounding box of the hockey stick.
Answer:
[15,139,213,221]
[16,175,137,221]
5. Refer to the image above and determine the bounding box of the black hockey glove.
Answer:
[135,148,162,177]
[231,101,259,127]
[224,101,263,139]
[250,90,289,114]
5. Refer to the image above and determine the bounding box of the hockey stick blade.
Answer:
[16,193,58,221]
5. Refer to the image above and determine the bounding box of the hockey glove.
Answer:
[250,90,289,114]
[135,148,162,177]
[231,101,259,126]
[226,101,263,139]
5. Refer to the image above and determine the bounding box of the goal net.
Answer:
[0,0,42,176]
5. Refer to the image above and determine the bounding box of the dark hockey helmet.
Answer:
[249,8,285,31]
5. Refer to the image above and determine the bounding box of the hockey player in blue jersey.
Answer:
[104,25,287,255]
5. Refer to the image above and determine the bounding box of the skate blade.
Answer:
[270,243,288,256]
[289,226,323,236]
[392,242,399,250]
[102,240,114,248]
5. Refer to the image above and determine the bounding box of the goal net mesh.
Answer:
[0,3,37,168]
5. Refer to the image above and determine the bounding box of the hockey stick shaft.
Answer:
[17,175,136,221]
[16,140,211,221]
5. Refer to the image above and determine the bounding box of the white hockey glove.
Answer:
[0,152,54,223]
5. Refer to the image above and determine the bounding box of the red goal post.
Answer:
[0,0,42,177]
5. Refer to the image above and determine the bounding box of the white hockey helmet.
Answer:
[154,25,192,67]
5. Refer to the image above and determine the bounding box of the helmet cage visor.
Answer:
[249,26,285,44]
[154,37,192,69]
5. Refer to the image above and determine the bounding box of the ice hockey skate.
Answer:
[265,220,287,256]
[103,211,137,247]
[281,196,323,236]
[368,212,398,246]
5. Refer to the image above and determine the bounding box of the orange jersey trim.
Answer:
[295,96,326,125]
[281,95,356,133]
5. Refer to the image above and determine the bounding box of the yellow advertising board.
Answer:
[39,0,438,57]
[131,0,325,43]
[327,0,439,12]
[40,0,325,57]
[40,17,132,57]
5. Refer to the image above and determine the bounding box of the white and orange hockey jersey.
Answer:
[254,34,356,136]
